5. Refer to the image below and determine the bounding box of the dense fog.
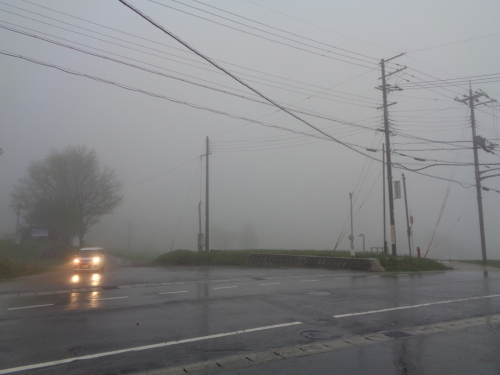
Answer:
[1,0,499,260]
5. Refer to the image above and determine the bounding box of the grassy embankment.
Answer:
[0,240,75,279]
[152,249,451,272]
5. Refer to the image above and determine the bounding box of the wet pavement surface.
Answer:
[0,258,499,374]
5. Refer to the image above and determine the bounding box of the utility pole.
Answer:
[127,220,132,252]
[205,136,210,252]
[15,203,22,244]
[382,143,387,254]
[456,87,497,265]
[378,54,406,256]
[358,234,365,252]
[402,173,412,257]
[197,201,203,252]
[349,192,354,254]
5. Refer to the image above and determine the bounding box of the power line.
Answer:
[409,31,500,53]
[186,0,379,61]
[117,0,385,164]
[242,0,396,53]
[10,0,380,103]
[146,0,376,69]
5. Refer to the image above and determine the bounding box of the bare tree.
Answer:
[11,145,123,246]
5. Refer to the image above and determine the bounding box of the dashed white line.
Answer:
[159,290,189,295]
[94,296,128,301]
[367,275,381,278]
[0,321,302,374]
[260,283,281,286]
[299,280,318,283]
[213,286,238,290]
[333,294,500,318]
[335,277,349,280]
[8,304,53,311]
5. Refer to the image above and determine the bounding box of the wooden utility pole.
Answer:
[205,136,210,252]
[379,54,405,256]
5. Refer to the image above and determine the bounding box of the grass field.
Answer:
[0,240,75,279]
[152,249,451,272]
[461,260,500,268]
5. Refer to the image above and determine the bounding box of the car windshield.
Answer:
[78,250,100,257]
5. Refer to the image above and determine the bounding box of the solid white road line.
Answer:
[94,296,128,301]
[334,294,500,318]
[299,280,318,283]
[213,286,238,290]
[260,283,280,286]
[0,321,302,374]
[158,290,188,295]
[7,304,53,311]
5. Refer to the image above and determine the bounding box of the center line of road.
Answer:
[0,321,302,374]
[213,286,238,290]
[334,294,500,318]
[159,290,189,295]
[94,296,128,301]
[260,282,280,285]
[300,280,318,282]
[7,304,53,311]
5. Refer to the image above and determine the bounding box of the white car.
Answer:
[74,247,105,272]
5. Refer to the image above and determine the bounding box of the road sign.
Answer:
[394,181,401,199]
[350,242,354,249]
[410,215,414,225]
[31,229,48,237]
[348,235,354,241]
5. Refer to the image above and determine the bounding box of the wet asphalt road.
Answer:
[0,258,499,375]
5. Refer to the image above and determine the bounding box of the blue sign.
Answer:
[31,229,49,237]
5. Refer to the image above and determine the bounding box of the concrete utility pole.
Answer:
[15,203,22,244]
[402,173,412,257]
[378,54,406,256]
[456,87,497,265]
[349,193,354,253]
[127,220,132,252]
[382,143,387,254]
[205,136,210,252]
[197,201,203,252]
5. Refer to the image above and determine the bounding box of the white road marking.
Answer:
[0,321,302,374]
[94,296,128,301]
[367,276,381,278]
[7,304,53,311]
[334,294,500,318]
[213,286,238,290]
[158,290,188,295]
[299,280,318,282]
[335,277,349,280]
[260,283,280,286]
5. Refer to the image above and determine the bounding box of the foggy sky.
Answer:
[0,0,499,259]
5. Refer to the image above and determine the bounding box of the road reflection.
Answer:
[91,274,101,286]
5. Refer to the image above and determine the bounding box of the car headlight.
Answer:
[93,257,100,263]
[74,258,80,263]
